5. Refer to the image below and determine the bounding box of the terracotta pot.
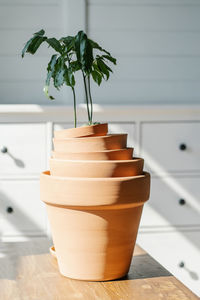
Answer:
[54,123,108,139]
[51,147,133,161]
[40,123,151,281]
[46,204,144,281]
[41,171,150,281]
[49,158,144,177]
[53,134,127,153]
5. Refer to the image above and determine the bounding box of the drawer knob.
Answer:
[179,261,185,268]
[179,143,187,151]
[179,198,186,205]
[1,146,8,153]
[7,206,14,214]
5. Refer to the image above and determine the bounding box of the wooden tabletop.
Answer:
[0,238,198,300]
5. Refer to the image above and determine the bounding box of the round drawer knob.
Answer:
[179,261,185,268]
[7,206,14,214]
[179,198,186,205]
[1,146,8,153]
[179,143,187,151]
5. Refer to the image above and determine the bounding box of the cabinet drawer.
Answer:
[137,231,200,296]
[141,122,200,173]
[140,176,200,228]
[54,123,136,151]
[0,180,47,236]
[0,123,46,175]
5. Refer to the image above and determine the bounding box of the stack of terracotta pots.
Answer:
[40,123,150,281]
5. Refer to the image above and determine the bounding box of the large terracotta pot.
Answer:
[40,123,150,281]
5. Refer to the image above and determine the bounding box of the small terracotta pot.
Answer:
[51,147,133,161]
[53,134,127,153]
[54,123,108,139]
[49,158,144,177]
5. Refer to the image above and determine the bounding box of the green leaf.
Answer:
[29,36,47,54]
[47,54,57,72]
[97,58,110,80]
[69,71,75,87]
[46,54,57,84]
[70,61,81,72]
[22,35,47,57]
[102,55,117,65]
[46,38,63,54]
[22,29,46,57]
[53,57,65,89]
[89,39,110,55]
[60,36,75,52]
[33,29,45,36]
[75,31,93,72]
[44,54,57,99]
[22,37,35,58]
[64,67,75,87]
[43,85,54,100]
[75,31,84,62]
[91,70,102,86]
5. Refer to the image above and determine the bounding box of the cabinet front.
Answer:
[0,180,47,237]
[141,122,200,174]
[0,123,47,175]
[140,176,200,229]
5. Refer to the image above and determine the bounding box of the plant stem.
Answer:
[72,87,77,128]
[82,71,91,124]
[87,75,93,124]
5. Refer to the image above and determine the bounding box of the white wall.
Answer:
[88,0,200,104]
[0,0,200,105]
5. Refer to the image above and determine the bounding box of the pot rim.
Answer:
[53,133,127,142]
[49,157,143,164]
[42,170,149,181]
[54,122,108,133]
[51,147,133,154]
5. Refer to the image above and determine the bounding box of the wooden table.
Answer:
[0,238,198,300]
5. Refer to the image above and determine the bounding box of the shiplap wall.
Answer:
[88,0,200,104]
[0,0,86,105]
[0,0,200,105]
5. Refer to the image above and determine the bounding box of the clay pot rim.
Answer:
[43,170,149,181]
[54,123,108,138]
[49,157,143,164]
[53,133,127,141]
[55,123,108,134]
[51,147,133,155]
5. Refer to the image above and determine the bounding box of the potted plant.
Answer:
[22,30,150,281]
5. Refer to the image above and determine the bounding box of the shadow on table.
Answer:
[0,238,52,280]
[113,254,171,282]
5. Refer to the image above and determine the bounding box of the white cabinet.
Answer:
[141,122,200,174]
[137,231,200,296]
[139,120,200,296]
[140,176,200,228]
[0,180,47,237]
[0,123,47,175]
[0,122,47,238]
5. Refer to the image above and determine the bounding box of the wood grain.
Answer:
[0,238,198,300]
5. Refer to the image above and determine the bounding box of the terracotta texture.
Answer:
[53,134,127,152]
[40,123,150,281]
[54,123,108,139]
[51,147,133,160]
[49,158,144,177]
